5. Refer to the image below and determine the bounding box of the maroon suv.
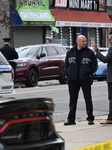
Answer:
[15,44,67,87]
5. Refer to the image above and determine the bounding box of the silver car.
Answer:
[0,52,15,96]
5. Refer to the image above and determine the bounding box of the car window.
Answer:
[45,46,58,56]
[17,47,38,58]
[54,46,67,55]
[41,47,48,56]
[0,52,9,65]
[16,47,26,53]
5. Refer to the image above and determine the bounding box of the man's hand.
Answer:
[92,44,99,53]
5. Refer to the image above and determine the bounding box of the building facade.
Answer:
[0,0,55,47]
[49,0,112,48]
[0,0,112,48]
[107,0,112,20]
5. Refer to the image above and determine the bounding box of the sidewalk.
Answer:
[54,115,112,150]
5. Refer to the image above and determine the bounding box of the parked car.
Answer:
[0,52,14,96]
[15,44,67,87]
[0,97,65,150]
[93,51,108,81]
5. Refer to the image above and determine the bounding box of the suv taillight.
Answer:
[11,68,14,82]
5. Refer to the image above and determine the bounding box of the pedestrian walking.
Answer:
[93,31,112,124]
[0,38,19,83]
[64,34,98,126]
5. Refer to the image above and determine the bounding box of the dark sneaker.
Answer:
[88,120,94,125]
[64,121,76,126]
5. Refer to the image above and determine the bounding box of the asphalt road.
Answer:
[14,80,108,123]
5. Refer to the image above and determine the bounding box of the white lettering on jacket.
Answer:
[82,58,91,64]
[69,57,76,63]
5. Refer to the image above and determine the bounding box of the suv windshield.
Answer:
[16,47,38,58]
[0,52,9,65]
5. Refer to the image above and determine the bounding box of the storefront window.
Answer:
[76,27,87,38]
[88,28,96,47]
[45,27,108,48]
[45,27,53,43]
[62,27,70,46]
[97,28,107,47]
[101,28,107,47]
[53,27,70,46]
[53,30,61,43]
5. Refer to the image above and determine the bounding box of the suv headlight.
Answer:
[17,63,27,68]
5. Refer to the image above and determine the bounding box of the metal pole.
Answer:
[69,27,72,47]
[60,27,62,44]
[96,28,99,46]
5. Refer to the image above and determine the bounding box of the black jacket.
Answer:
[96,47,112,83]
[0,44,19,69]
[65,45,98,81]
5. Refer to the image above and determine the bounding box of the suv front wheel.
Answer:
[25,68,38,87]
[59,66,68,84]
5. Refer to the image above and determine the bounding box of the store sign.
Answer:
[52,0,106,11]
[55,21,112,28]
[55,0,67,7]
[69,0,97,9]
[69,0,79,8]
[20,12,51,19]
[18,10,54,21]
[16,0,49,9]
[16,0,55,23]
[99,1,105,10]
[19,0,45,7]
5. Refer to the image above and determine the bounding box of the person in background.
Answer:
[64,34,98,126]
[93,31,112,124]
[0,38,19,83]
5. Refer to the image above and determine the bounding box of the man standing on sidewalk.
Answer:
[93,31,112,124]
[64,34,97,126]
[0,38,19,83]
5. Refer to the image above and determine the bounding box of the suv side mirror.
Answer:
[39,53,46,58]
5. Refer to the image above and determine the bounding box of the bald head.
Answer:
[77,35,86,41]
[76,35,87,50]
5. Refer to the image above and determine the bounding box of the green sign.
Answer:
[18,9,55,21]
[51,27,59,33]
[16,0,49,10]
[16,0,55,23]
